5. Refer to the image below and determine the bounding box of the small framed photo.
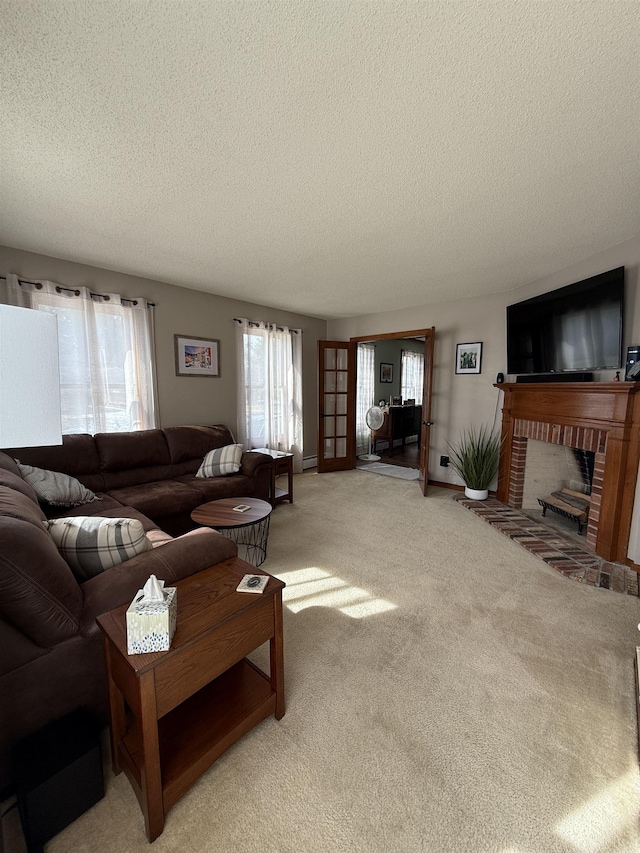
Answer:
[380,363,393,383]
[174,335,220,377]
[390,395,402,406]
[455,342,482,375]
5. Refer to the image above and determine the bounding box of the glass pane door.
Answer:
[317,341,354,473]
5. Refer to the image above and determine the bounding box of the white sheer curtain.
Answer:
[235,318,303,473]
[5,274,157,434]
[356,343,376,455]
[401,350,424,404]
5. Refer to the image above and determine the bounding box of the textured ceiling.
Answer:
[1,1,638,319]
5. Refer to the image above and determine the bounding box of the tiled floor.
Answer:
[456,495,640,596]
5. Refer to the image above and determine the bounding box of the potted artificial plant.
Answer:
[447,424,501,500]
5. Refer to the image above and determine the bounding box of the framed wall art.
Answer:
[174,335,220,377]
[455,342,482,375]
[380,363,393,383]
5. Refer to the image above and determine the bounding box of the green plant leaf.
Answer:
[446,424,501,490]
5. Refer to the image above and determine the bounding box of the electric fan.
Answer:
[359,406,385,461]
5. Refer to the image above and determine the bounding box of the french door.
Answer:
[417,330,435,496]
[316,341,355,473]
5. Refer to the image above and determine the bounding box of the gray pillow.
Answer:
[196,444,243,478]
[44,516,152,581]
[16,461,99,507]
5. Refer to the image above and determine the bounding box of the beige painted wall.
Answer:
[0,245,328,457]
[2,236,638,477]
[328,235,640,487]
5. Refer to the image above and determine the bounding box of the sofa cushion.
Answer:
[16,461,99,507]
[164,424,235,465]
[176,473,253,502]
[44,493,125,519]
[5,434,100,475]
[44,516,152,582]
[0,516,82,646]
[196,444,243,478]
[0,469,40,504]
[105,480,202,519]
[0,486,48,528]
[95,429,170,471]
[0,451,21,476]
[101,464,175,491]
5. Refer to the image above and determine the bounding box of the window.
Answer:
[5,276,157,434]
[235,319,303,472]
[401,350,424,404]
[356,343,375,455]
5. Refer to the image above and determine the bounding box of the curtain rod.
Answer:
[234,317,300,334]
[0,275,156,307]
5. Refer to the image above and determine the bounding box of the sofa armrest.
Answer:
[80,527,237,623]
[240,451,273,478]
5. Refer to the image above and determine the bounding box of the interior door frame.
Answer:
[350,327,435,494]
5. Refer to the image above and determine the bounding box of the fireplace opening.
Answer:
[521,440,596,541]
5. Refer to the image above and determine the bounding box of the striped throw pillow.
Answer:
[44,516,152,581]
[196,444,243,478]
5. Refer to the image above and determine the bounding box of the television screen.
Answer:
[506,267,624,375]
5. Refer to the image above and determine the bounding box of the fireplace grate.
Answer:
[537,488,590,535]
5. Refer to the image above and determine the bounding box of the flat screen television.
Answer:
[506,267,624,376]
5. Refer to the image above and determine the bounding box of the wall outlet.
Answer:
[440,455,449,467]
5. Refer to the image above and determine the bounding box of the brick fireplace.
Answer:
[496,383,640,566]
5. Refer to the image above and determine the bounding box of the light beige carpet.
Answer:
[14,472,640,852]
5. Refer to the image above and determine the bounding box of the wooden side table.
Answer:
[254,448,294,506]
[97,558,285,843]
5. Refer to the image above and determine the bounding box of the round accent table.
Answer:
[191,497,272,567]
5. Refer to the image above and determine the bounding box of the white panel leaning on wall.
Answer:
[628,468,640,564]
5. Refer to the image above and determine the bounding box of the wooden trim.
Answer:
[350,328,435,344]
[428,479,499,497]
[428,479,463,492]
[496,382,640,564]
[349,328,435,496]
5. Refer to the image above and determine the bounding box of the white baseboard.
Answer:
[303,456,317,470]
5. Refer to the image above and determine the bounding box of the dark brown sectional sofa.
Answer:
[0,424,273,792]
[8,423,273,536]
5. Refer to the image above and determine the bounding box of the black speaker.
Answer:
[496,372,504,384]
[515,372,593,383]
[13,710,104,852]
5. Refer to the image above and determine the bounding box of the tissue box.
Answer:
[126,587,177,654]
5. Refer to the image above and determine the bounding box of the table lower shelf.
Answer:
[119,658,275,813]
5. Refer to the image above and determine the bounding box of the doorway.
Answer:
[316,329,434,494]
[352,328,434,495]
[355,338,423,467]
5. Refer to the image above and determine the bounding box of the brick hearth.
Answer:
[457,495,639,596]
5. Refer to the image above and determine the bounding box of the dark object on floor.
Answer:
[13,709,104,853]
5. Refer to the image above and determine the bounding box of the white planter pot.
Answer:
[464,487,489,500]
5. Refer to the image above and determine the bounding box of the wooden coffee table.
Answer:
[97,557,285,843]
[191,497,272,566]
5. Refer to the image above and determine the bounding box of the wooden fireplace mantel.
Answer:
[495,382,640,566]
